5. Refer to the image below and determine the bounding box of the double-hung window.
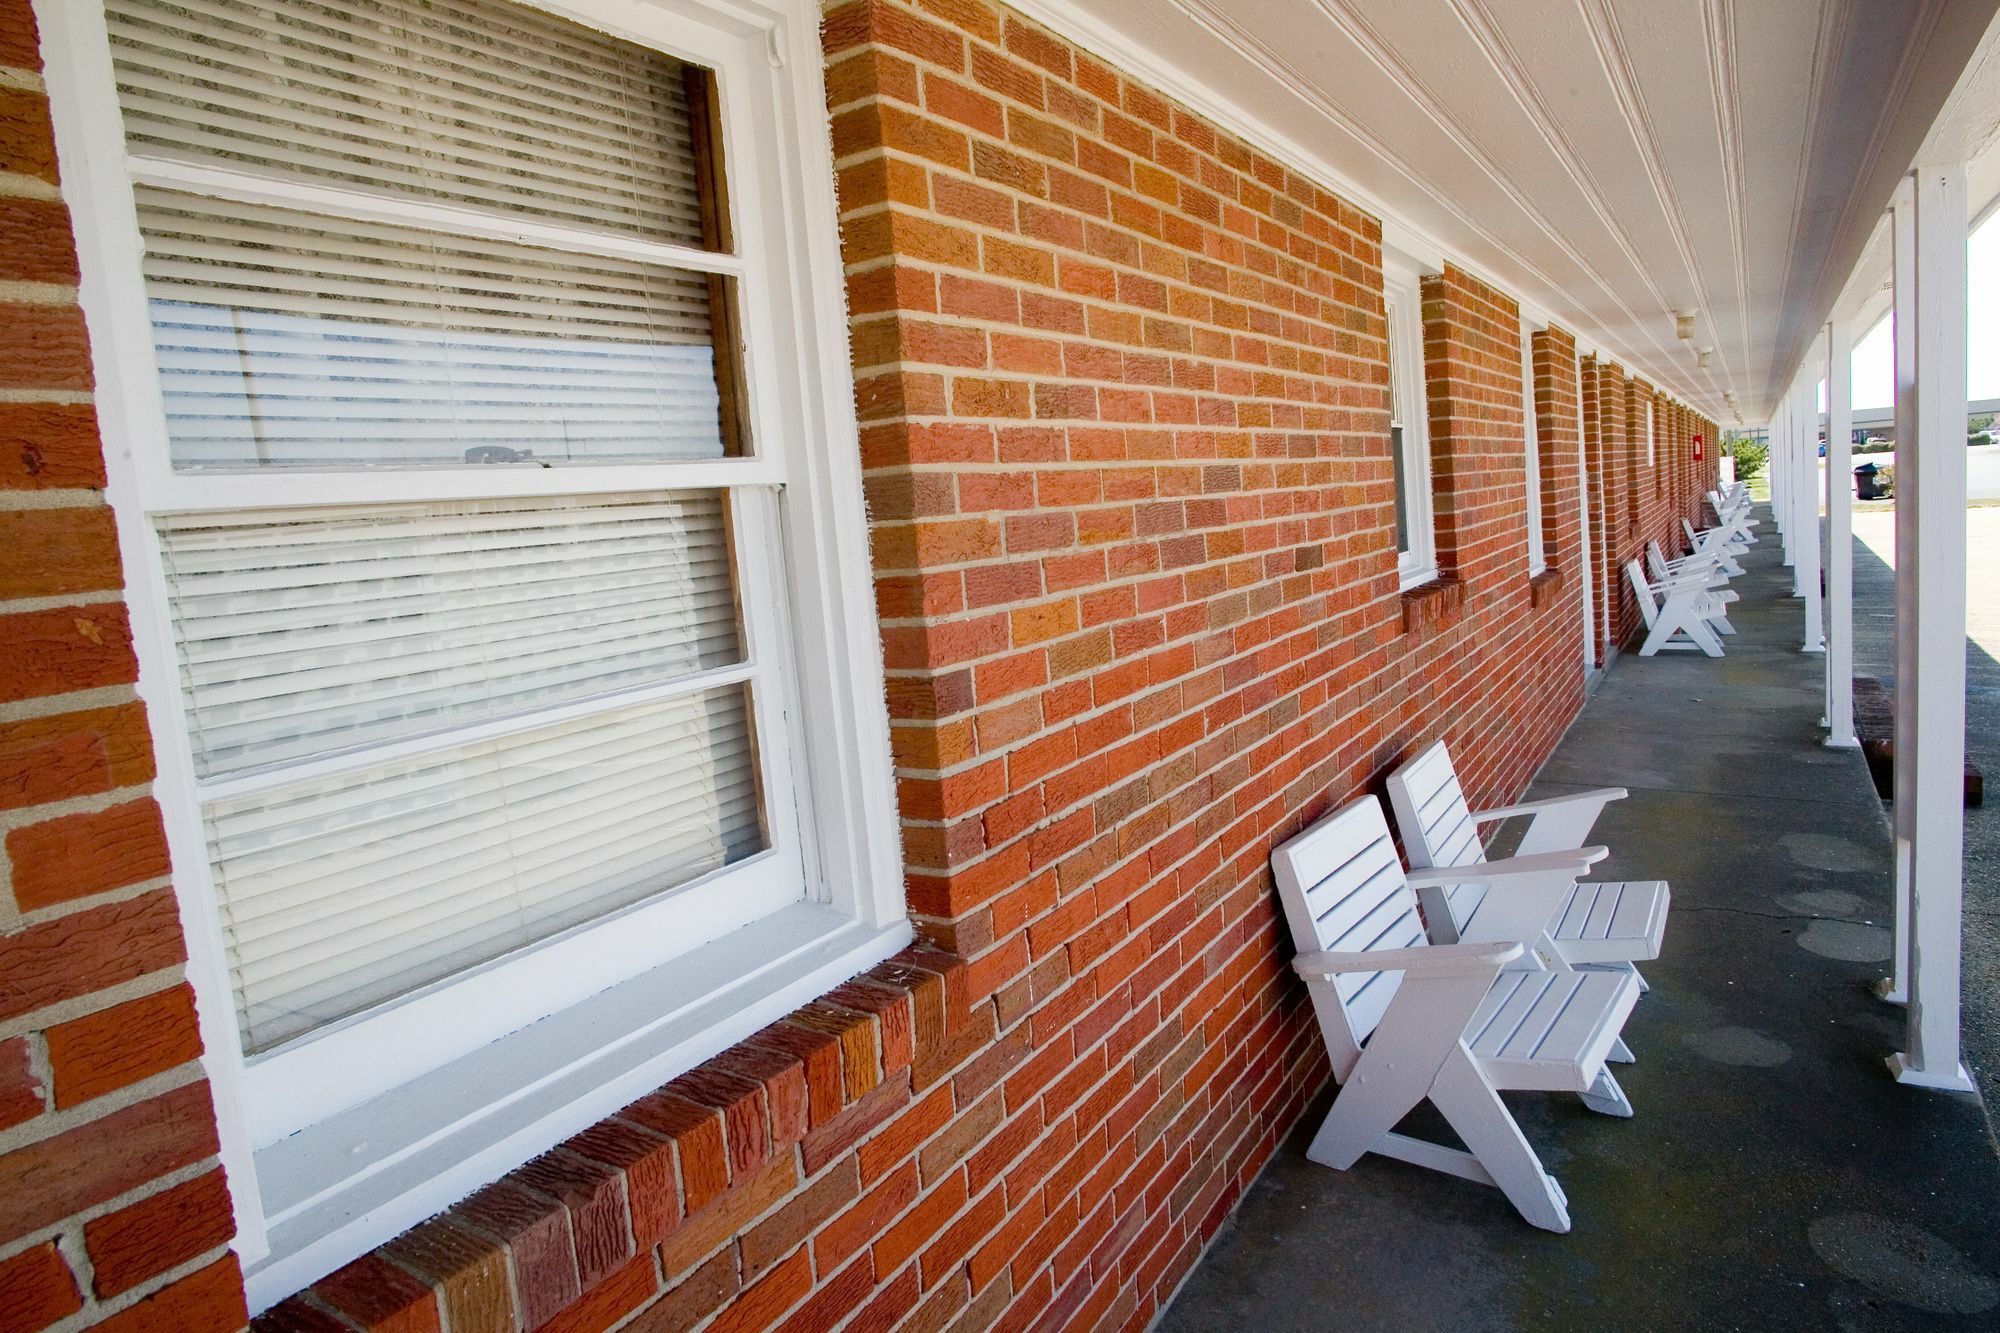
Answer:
[45,0,906,1303]
[1521,320,1545,575]
[1385,263,1436,587]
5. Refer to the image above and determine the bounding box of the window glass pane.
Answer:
[1392,423,1410,553]
[213,684,765,1052]
[107,0,711,246]
[138,191,735,469]
[160,491,742,777]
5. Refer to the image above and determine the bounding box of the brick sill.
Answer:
[1528,565,1564,608]
[1399,576,1465,638]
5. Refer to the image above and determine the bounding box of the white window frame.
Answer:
[1385,260,1437,589]
[1521,318,1546,575]
[1646,398,1658,468]
[41,0,909,1308]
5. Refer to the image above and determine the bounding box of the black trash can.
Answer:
[1854,461,1884,500]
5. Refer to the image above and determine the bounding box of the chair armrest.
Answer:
[1473,787,1627,823]
[1406,846,1607,890]
[1292,939,1523,980]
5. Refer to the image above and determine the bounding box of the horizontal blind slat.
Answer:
[107,0,710,246]
[162,492,743,776]
[211,686,763,1051]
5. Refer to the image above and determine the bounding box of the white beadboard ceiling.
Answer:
[1008,0,2000,422]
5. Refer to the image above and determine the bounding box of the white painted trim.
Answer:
[42,0,906,1300]
[1385,266,1437,589]
[1795,371,1824,651]
[1521,316,1545,576]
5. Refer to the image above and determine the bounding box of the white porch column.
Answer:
[1890,161,1973,1092]
[1797,372,1824,640]
[1825,318,1857,744]
[1883,189,1917,1007]
[1784,394,1800,560]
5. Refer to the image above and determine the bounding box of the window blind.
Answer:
[211,685,763,1051]
[137,190,728,468]
[106,0,708,245]
[159,492,743,777]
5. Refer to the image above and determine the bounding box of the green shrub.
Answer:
[1728,440,1768,483]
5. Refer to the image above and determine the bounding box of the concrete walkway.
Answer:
[1161,511,2000,1331]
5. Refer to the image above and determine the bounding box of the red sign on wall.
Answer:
[1693,432,1704,461]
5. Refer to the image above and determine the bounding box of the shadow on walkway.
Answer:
[1161,509,2000,1331]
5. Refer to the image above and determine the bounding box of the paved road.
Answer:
[1850,507,2000,1100]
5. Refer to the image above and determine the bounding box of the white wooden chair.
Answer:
[1682,516,1750,563]
[1627,559,1734,656]
[1274,796,1640,1232]
[1649,537,1740,585]
[1386,739,1669,1015]
[1704,490,1761,544]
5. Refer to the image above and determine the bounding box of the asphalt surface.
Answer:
[1160,509,2000,1331]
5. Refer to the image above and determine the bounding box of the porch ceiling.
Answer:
[1011,0,2000,425]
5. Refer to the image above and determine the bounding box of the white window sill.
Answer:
[1398,560,1441,592]
[240,902,911,1310]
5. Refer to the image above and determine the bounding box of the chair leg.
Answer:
[1608,1036,1635,1063]
[1684,617,1726,657]
[1579,1066,1634,1118]
[1430,1045,1571,1233]
[1710,613,1736,635]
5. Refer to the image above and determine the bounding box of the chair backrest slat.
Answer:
[1625,561,1660,628]
[1386,740,1490,943]
[1272,796,1427,1076]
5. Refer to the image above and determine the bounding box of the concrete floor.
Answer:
[1849,508,2000,1109]
[1160,510,2000,1332]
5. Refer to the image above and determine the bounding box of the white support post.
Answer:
[1883,189,1917,1007]
[1797,372,1824,644]
[1890,162,1973,1092]
[1784,394,1800,560]
[1826,318,1857,744]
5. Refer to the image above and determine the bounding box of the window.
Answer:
[1386,265,1436,587]
[1646,399,1658,468]
[47,0,905,1302]
[1521,320,1546,575]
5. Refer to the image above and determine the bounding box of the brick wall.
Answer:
[0,2,247,1327]
[2,0,1727,1329]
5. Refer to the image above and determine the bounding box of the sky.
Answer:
[1828,208,1997,414]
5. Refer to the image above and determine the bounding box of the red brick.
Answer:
[564,1120,680,1249]
[537,1252,658,1333]
[0,301,89,390]
[0,1034,39,1131]
[450,1181,581,1330]
[618,1093,730,1214]
[310,1253,442,1333]
[0,888,185,1023]
[90,1256,245,1333]
[0,702,152,811]
[0,0,40,70]
[0,1242,79,1331]
[8,798,168,911]
[0,604,137,704]
[0,1079,217,1242]
[0,88,57,183]
[380,1218,514,1333]
[0,402,104,491]
[44,982,201,1109]
[0,196,76,286]
[83,1169,234,1298]
[708,1245,811,1333]
[0,505,121,600]
[512,1150,635,1290]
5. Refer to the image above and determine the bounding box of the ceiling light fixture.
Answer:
[1675,310,1697,340]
